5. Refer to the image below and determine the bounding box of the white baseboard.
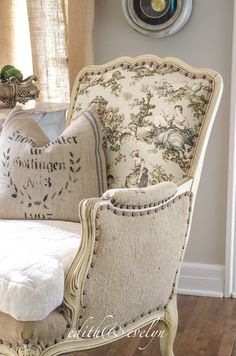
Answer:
[178,262,225,298]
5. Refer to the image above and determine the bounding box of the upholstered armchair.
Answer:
[0,55,222,356]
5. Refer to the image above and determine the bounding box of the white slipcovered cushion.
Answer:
[0,219,81,321]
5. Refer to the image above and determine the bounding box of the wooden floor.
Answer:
[66,294,236,356]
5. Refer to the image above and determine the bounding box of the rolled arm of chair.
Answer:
[103,181,177,208]
[65,180,193,335]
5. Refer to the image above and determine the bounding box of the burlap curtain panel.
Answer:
[67,0,95,92]
[0,1,15,67]
[0,0,94,102]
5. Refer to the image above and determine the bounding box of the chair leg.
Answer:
[159,295,178,356]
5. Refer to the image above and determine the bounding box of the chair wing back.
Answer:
[67,55,223,189]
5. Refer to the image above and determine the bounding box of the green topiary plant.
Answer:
[0,65,15,79]
[4,68,23,81]
[0,65,23,81]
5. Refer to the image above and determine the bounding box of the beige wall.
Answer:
[93,0,234,265]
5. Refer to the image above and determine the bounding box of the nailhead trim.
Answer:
[108,192,176,210]
[79,192,192,333]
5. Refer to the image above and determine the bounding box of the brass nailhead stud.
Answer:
[66,323,71,328]
[192,75,196,79]
[0,339,3,344]
[54,339,58,344]
[202,75,206,79]
[141,313,145,317]
[163,63,167,68]
[185,73,188,77]
[24,339,29,345]
[142,61,145,65]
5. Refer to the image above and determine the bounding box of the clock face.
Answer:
[122,0,192,37]
[135,0,178,24]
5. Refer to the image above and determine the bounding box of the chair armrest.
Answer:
[103,181,177,207]
[65,181,193,335]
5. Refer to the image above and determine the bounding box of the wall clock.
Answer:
[122,0,193,37]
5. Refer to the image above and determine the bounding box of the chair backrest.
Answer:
[67,55,223,191]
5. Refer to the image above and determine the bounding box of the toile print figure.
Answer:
[155,105,194,152]
[125,149,149,188]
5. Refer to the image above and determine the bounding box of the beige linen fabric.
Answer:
[0,308,67,346]
[80,194,190,333]
[103,181,177,206]
[0,106,107,222]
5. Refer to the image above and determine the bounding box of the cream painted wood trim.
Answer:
[225,0,236,298]
[178,262,225,298]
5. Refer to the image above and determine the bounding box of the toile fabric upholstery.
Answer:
[69,58,215,188]
[0,105,107,222]
[0,55,223,356]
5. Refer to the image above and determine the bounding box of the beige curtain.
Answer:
[27,0,69,102]
[68,0,95,91]
[0,1,15,67]
[27,0,94,102]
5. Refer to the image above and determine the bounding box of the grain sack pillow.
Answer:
[0,105,107,221]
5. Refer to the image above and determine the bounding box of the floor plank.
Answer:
[64,294,236,356]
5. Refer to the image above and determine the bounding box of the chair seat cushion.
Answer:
[0,219,81,321]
